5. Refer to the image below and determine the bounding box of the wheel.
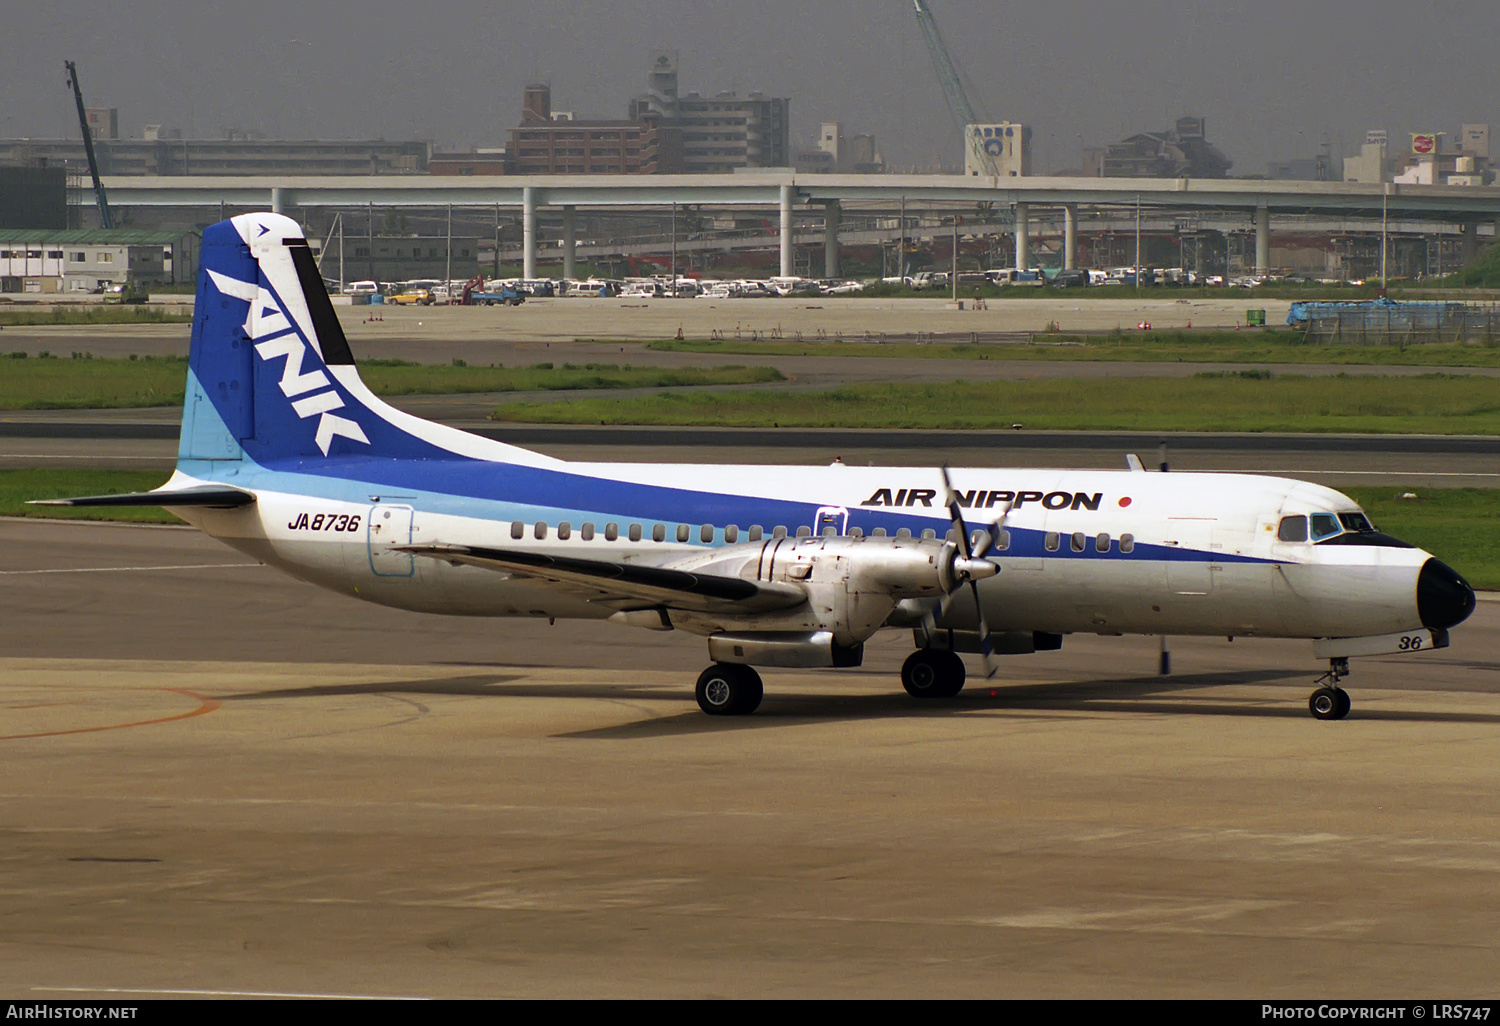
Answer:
[696,664,762,716]
[1309,686,1350,721]
[901,649,965,699]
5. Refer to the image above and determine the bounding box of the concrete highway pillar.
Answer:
[270,187,284,215]
[1255,204,1270,276]
[780,185,794,278]
[824,200,840,279]
[1015,202,1030,270]
[562,205,577,280]
[1063,203,1078,270]
[1461,222,1480,266]
[522,186,537,281]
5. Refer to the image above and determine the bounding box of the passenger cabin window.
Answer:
[872,528,887,538]
[796,526,812,538]
[994,529,1010,551]
[1119,533,1135,554]
[652,524,667,542]
[700,525,714,543]
[1044,532,1060,552]
[605,523,619,542]
[896,528,912,540]
[628,524,642,542]
[772,526,787,539]
[581,523,595,541]
[534,521,548,540]
[1277,516,1309,542]
[849,527,864,538]
[921,529,936,540]
[821,526,836,537]
[1096,533,1110,552]
[676,524,690,543]
[748,526,762,542]
[1311,513,1341,540]
[511,521,525,540]
[1071,532,1087,552]
[557,522,571,541]
[725,525,738,544]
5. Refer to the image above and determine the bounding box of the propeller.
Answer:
[922,464,1010,678]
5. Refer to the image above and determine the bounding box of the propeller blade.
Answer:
[970,579,997,678]
[940,463,975,559]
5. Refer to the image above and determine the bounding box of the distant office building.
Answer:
[0,137,430,176]
[793,121,884,174]
[629,53,791,173]
[85,108,119,141]
[1343,130,1389,183]
[428,149,511,176]
[0,228,196,294]
[0,165,69,229]
[1101,117,1232,178]
[1390,125,1493,186]
[507,83,682,174]
[1266,153,1340,181]
[965,123,1030,178]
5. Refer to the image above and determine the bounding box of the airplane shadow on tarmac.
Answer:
[217,668,1500,738]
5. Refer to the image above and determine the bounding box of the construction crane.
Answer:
[64,60,113,229]
[911,0,996,175]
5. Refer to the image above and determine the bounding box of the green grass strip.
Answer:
[646,332,1500,368]
[491,374,1500,435]
[0,356,785,410]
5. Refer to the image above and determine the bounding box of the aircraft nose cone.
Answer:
[1418,558,1476,631]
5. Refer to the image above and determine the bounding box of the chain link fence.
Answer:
[1296,301,1500,346]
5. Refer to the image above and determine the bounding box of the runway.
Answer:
[3,518,1499,998]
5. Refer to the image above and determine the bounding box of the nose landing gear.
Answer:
[1308,657,1351,720]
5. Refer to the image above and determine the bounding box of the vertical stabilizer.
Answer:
[178,213,558,472]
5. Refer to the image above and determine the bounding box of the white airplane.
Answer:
[40,213,1477,719]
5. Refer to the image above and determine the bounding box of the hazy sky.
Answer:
[5,1,1497,172]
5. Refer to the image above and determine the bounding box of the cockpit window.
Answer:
[1310,513,1342,540]
[1338,512,1375,533]
[1277,515,1308,542]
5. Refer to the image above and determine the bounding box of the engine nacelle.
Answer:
[674,535,997,647]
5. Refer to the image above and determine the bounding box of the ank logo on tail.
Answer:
[206,265,369,456]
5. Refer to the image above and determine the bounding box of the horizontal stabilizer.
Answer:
[29,485,257,509]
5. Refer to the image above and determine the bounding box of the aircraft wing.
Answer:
[399,544,805,614]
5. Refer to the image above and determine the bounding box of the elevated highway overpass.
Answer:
[94,172,1500,279]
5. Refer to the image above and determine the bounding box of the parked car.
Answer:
[391,288,434,306]
[1051,269,1091,288]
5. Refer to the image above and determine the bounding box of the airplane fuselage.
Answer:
[175,461,1432,643]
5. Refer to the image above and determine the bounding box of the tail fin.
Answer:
[180,213,547,470]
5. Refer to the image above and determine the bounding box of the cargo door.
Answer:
[1165,517,1217,596]
[367,504,415,577]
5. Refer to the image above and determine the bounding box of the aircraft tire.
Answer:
[696,663,762,716]
[902,649,966,699]
[1309,686,1350,721]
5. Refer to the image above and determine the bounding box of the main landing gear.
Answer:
[695,663,763,716]
[901,648,966,699]
[1308,657,1352,721]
